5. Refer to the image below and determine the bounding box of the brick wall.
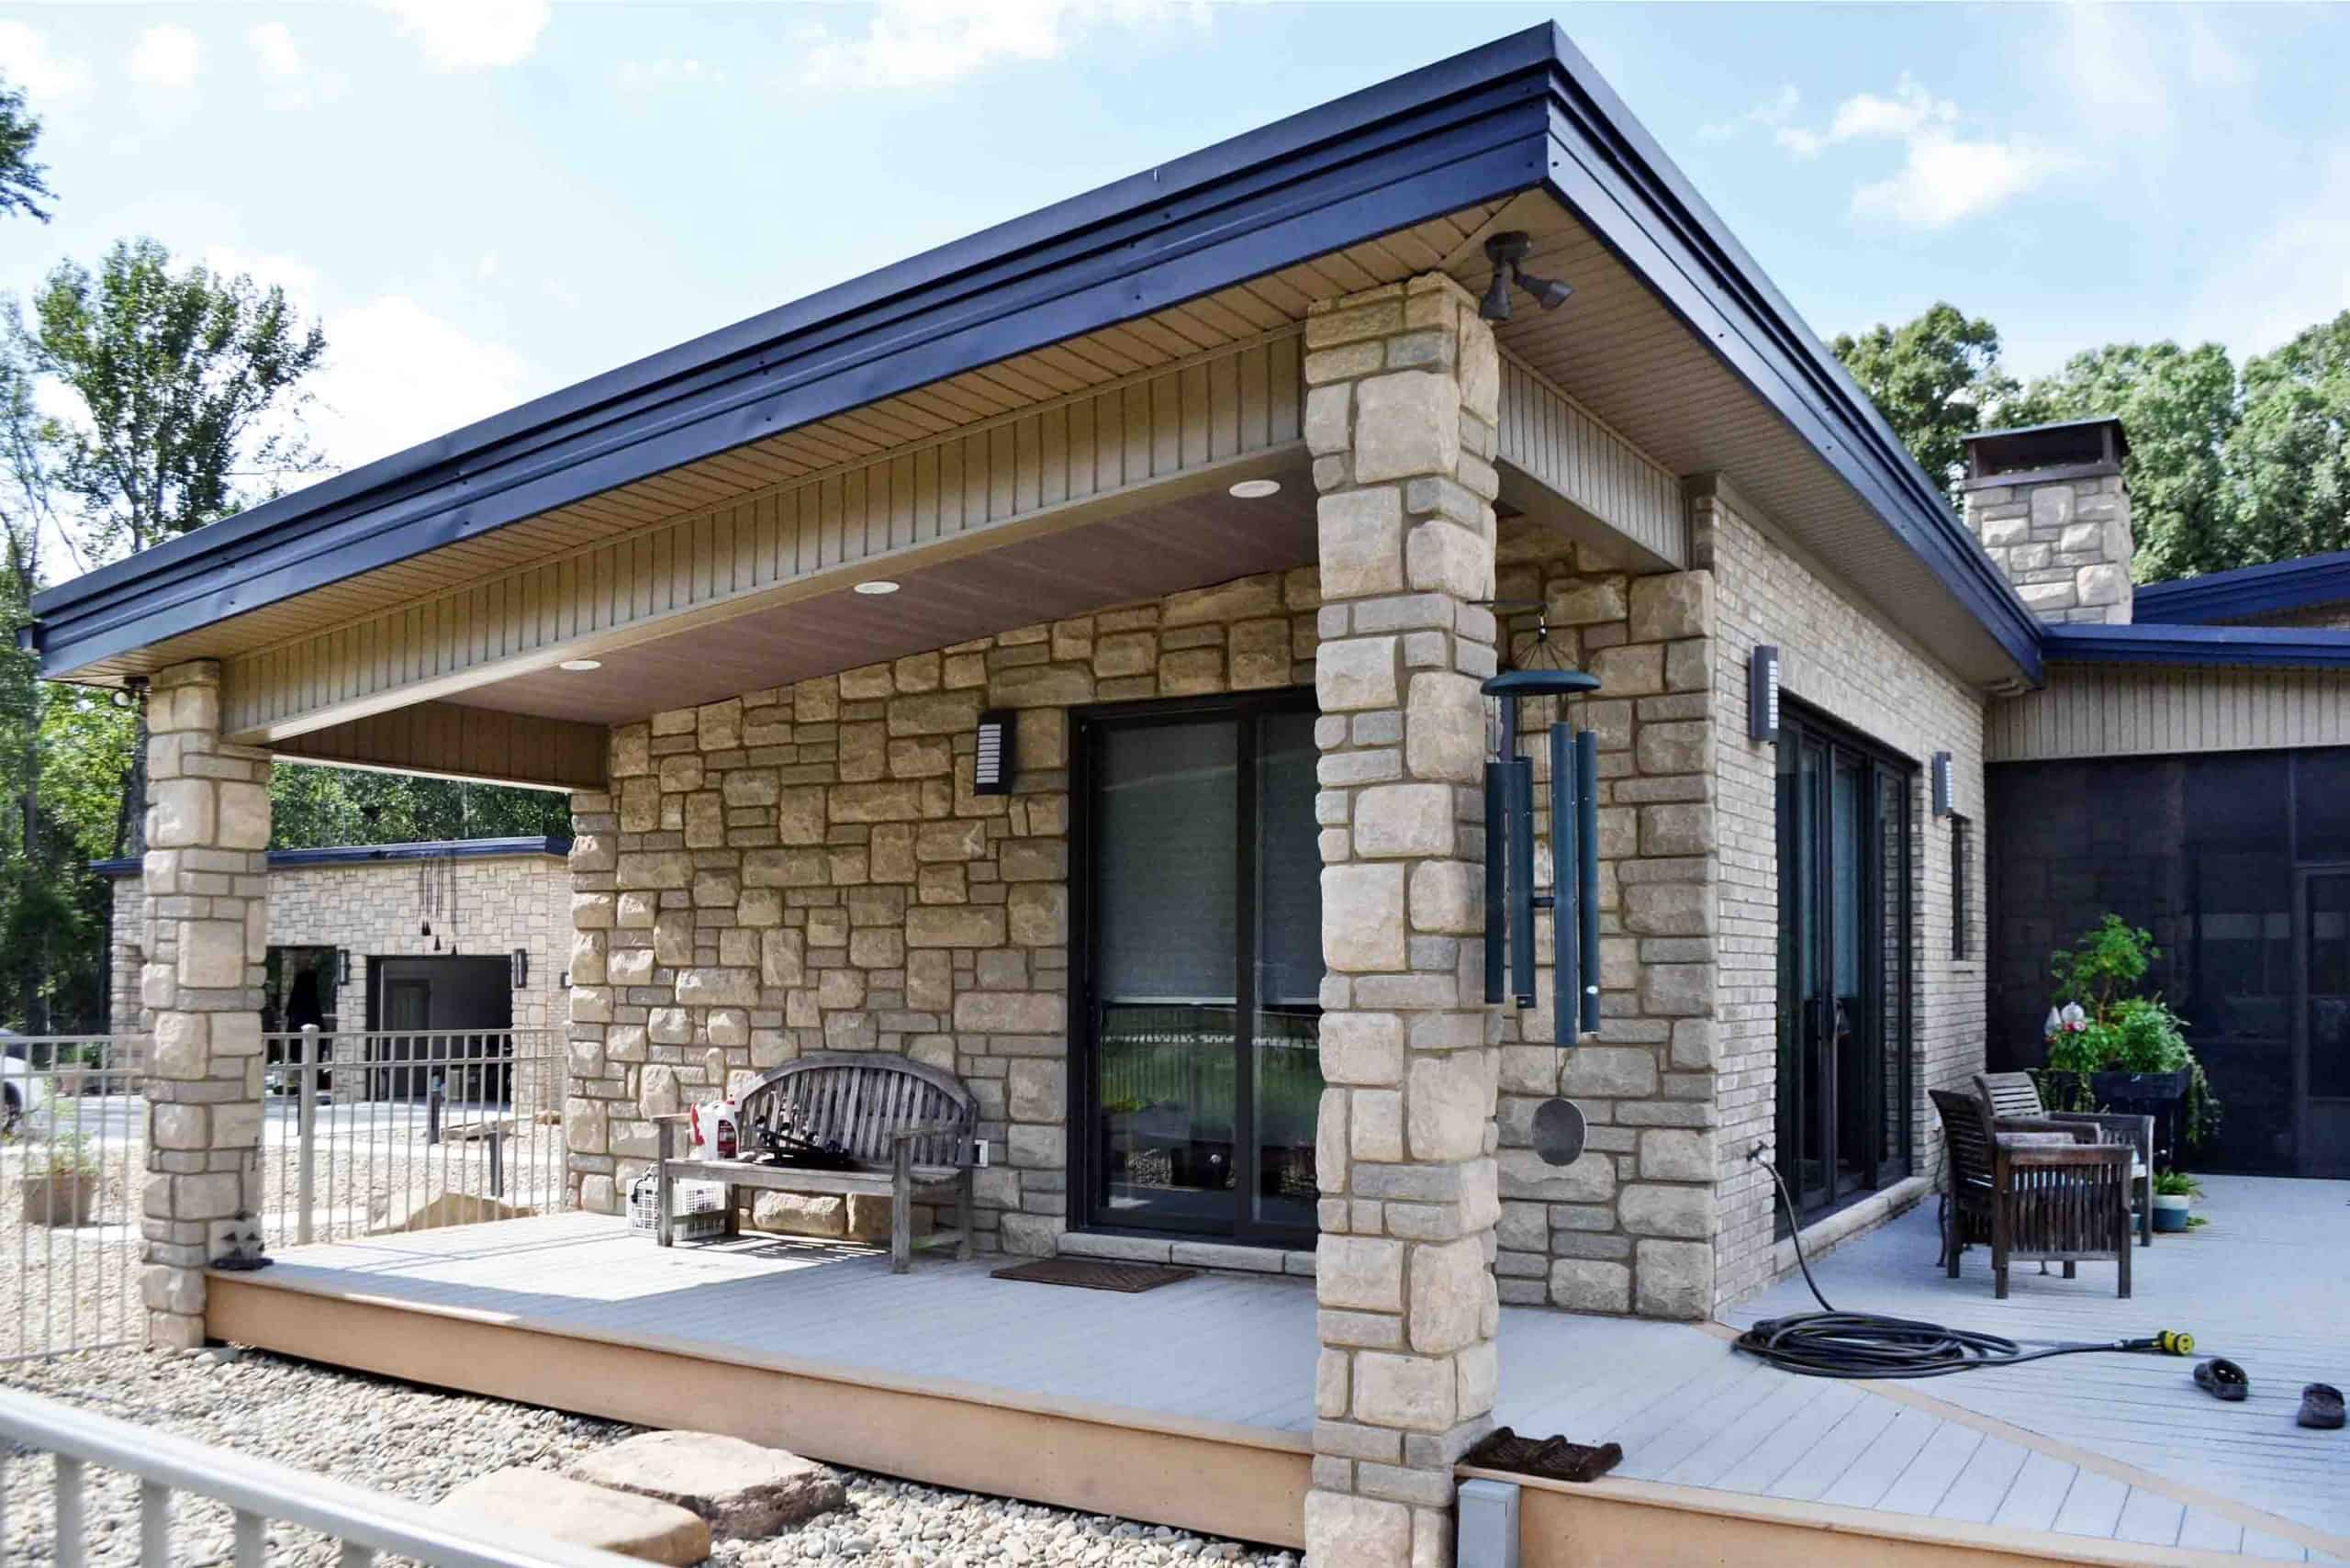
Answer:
[1701,480,1989,1308]
[562,568,1325,1246]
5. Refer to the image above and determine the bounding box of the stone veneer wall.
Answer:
[110,850,573,1045]
[1963,471,2133,626]
[561,568,1325,1239]
[1703,481,1989,1308]
[1487,552,1721,1320]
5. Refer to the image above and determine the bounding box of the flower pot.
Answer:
[20,1172,99,1227]
[2089,1069,2189,1105]
[2151,1192,2192,1234]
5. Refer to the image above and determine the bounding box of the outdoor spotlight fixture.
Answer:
[973,710,1016,796]
[110,674,150,712]
[1478,231,1573,322]
[1932,752,1955,818]
[1749,645,1782,744]
[511,948,530,990]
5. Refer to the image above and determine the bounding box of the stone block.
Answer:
[954,991,1063,1034]
[1548,575,1627,626]
[1351,1350,1456,1430]
[434,1469,711,1565]
[147,778,215,849]
[1319,487,1406,599]
[567,1431,845,1538]
[908,906,1007,948]
[1405,1050,1494,1161]
[1304,1493,1411,1568]
[1405,1236,1486,1355]
[1550,1258,1630,1314]
[177,921,247,989]
[1404,671,1483,784]
[1320,1012,1404,1086]
[1352,783,1454,858]
[1636,1238,1715,1319]
[1407,859,1479,934]
[1561,1047,1657,1099]
[216,782,271,851]
[750,1190,847,1238]
[1628,571,1714,643]
[1639,1128,1713,1183]
[1315,635,1400,711]
[1353,371,1460,484]
[1620,1182,1712,1239]
[1323,864,1406,971]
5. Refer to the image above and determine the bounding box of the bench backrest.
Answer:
[1975,1070,2046,1123]
[737,1052,977,1170]
[1930,1088,1995,1193]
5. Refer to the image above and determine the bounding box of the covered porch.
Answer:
[209,1171,2349,1566]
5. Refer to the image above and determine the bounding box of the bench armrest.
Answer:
[1991,1116,2096,1142]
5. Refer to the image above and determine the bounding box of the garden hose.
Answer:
[1731,1150,2198,1380]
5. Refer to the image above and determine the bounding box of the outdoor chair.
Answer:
[1975,1071,2154,1248]
[1930,1089,2134,1300]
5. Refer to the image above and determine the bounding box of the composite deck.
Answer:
[208,1187,2350,1565]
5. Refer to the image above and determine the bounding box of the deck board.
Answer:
[223,1203,2348,1562]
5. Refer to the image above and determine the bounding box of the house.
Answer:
[28,26,2350,1563]
[95,835,573,1086]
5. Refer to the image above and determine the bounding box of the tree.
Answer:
[0,75,54,222]
[1831,303,2017,498]
[268,764,573,851]
[21,238,326,561]
[17,239,326,857]
[2225,312,2350,571]
[2009,342,2239,582]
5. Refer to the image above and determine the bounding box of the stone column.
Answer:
[139,659,270,1349]
[1304,274,1503,1567]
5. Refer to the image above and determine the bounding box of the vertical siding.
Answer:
[1987,664,2350,761]
[1494,352,1687,567]
[271,701,608,789]
[223,331,1305,739]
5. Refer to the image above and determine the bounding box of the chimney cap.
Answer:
[1960,416,2129,488]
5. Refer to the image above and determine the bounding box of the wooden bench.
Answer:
[654,1053,978,1272]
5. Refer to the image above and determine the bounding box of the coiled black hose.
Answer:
[1732,1153,2181,1380]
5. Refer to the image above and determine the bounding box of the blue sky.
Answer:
[3,1,2345,487]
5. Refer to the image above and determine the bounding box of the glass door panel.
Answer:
[1252,709,1326,1230]
[1830,754,1867,1199]
[2303,872,2350,1178]
[1093,720,1237,1229]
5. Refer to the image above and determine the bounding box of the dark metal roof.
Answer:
[2132,549,2350,626]
[2041,622,2350,670]
[91,834,571,878]
[29,23,2042,685]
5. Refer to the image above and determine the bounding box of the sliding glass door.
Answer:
[1775,705,1913,1227]
[1076,692,1325,1246]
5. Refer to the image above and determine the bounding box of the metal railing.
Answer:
[0,1383,643,1568]
[0,1038,148,1365]
[262,1028,569,1249]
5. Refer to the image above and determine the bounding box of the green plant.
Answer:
[32,1133,95,1178]
[2044,915,2223,1146]
[2152,1169,2202,1199]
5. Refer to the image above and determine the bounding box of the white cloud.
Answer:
[127,25,203,92]
[0,20,91,102]
[248,21,348,110]
[619,58,727,91]
[792,0,1206,91]
[1852,135,2075,230]
[1766,73,2068,229]
[2182,148,2350,361]
[375,0,549,73]
[199,245,544,475]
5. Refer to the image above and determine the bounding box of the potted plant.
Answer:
[2151,1169,2199,1234]
[21,1135,100,1227]
[2042,914,2221,1148]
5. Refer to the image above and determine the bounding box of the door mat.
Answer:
[990,1258,1197,1294]
[1463,1426,1624,1484]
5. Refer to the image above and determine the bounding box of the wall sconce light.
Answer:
[335,948,352,987]
[1749,645,1781,743]
[973,710,1016,796]
[1932,752,1955,818]
[511,948,529,990]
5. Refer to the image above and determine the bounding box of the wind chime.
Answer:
[419,846,459,950]
[1480,600,1604,1167]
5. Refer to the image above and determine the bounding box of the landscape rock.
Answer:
[435,1468,711,1565]
[569,1430,847,1536]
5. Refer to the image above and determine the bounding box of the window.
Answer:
[1951,816,1972,960]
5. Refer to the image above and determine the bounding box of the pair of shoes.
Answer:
[1465,1425,1625,1484]
[2193,1361,2344,1429]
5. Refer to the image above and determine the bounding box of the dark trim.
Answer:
[1954,460,2121,494]
[33,30,1561,677]
[1532,36,2042,682]
[2041,622,2350,670]
[91,835,571,878]
[2133,549,2350,627]
[32,22,2044,691]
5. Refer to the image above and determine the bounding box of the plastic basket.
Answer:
[628,1175,729,1240]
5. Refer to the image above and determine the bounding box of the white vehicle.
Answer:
[0,1032,53,1134]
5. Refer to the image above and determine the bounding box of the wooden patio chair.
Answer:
[1975,1071,2154,1248]
[1930,1089,2134,1300]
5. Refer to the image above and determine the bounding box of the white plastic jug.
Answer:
[689,1097,740,1160]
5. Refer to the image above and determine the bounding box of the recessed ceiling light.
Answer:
[558,658,602,672]
[1227,478,1281,499]
[854,579,901,596]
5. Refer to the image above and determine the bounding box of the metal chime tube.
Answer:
[1505,757,1536,1007]
[1483,763,1507,1006]
[1548,722,1578,1046]
[1576,729,1603,1037]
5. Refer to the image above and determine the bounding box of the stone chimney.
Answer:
[1959,417,2133,625]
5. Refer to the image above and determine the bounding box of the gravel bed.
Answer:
[1,1349,1302,1567]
